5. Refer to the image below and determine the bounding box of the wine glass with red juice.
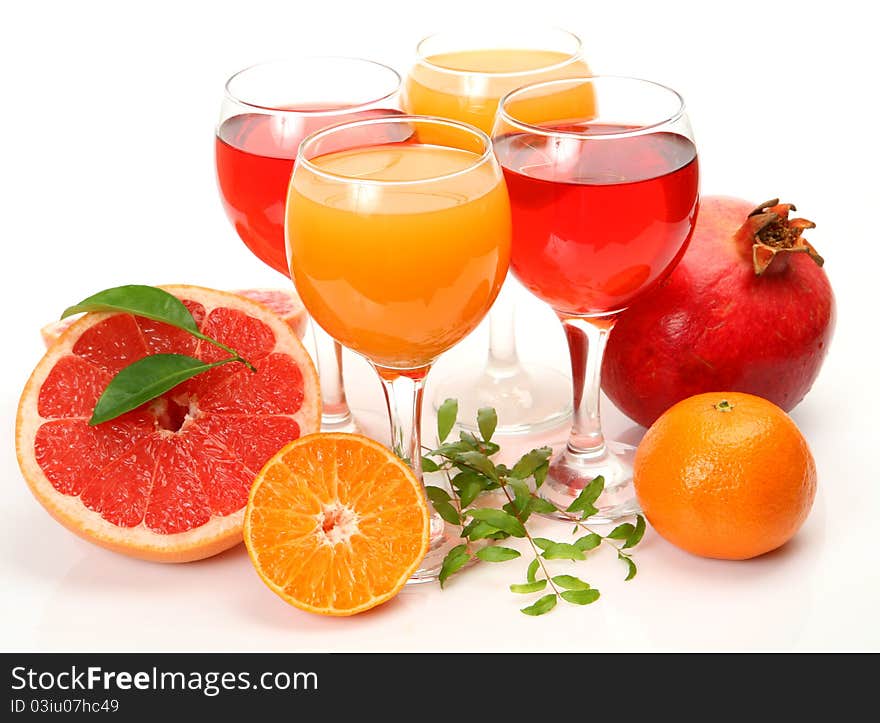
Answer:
[493,77,699,521]
[215,58,401,431]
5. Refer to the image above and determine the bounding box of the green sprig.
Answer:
[424,400,646,616]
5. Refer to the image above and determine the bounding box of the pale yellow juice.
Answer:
[403,48,592,133]
[287,143,511,369]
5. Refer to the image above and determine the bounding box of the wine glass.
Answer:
[215,58,401,431]
[402,28,591,436]
[286,116,510,580]
[493,77,699,521]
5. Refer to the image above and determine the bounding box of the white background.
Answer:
[1,0,876,651]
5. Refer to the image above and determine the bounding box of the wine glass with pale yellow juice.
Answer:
[402,29,592,436]
[286,116,510,581]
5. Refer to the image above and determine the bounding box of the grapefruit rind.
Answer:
[243,433,430,616]
[16,285,320,563]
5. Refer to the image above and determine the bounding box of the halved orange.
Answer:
[244,433,430,616]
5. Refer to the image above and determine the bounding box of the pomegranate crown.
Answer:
[743,199,824,275]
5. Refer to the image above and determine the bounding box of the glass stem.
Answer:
[559,314,617,457]
[374,365,430,482]
[311,321,352,428]
[486,283,520,376]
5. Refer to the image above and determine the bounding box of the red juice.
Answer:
[495,125,699,315]
[215,107,399,276]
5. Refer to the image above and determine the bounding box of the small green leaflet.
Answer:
[510,447,552,480]
[477,407,497,443]
[532,538,554,550]
[476,546,520,562]
[541,542,586,561]
[421,457,440,473]
[574,533,602,551]
[425,486,450,504]
[90,354,235,426]
[436,399,458,443]
[560,589,600,605]
[528,497,557,515]
[526,558,540,583]
[467,508,525,537]
[438,544,471,588]
[551,575,590,591]
[456,451,497,480]
[607,523,635,540]
[623,515,646,549]
[566,475,604,518]
[510,580,547,594]
[453,472,483,507]
[521,594,557,616]
[619,552,638,581]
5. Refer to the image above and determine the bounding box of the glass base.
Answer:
[320,408,358,433]
[406,511,469,584]
[538,440,641,523]
[433,362,572,436]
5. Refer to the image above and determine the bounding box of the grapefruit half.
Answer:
[16,284,320,562]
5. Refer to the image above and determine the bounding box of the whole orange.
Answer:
[633,392,816,560]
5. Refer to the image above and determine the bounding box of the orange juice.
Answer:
[403,48,591,133]
[287,143,511,368]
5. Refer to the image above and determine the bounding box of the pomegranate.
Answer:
[602,197,835,428]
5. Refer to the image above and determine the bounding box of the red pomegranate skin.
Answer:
[602,196,836,428]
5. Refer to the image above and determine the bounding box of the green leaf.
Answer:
[566,476,604,517]
[452,472,483,508]
[456,451,497,480]
[476,546,520,562]
[481,441,501,456]
[459,431,481,449]
[607,523,635,540]
[437,399,458,443]
[511,447,552,480]
[574,533,602,551]
[532,538,554,550]
[90,354,234,426]
[438,544,471,588]
[465,520,504,541]
[510,580,547,594]
[506,477,531,514]
[560,589,601,605]
[477,407,497,443]
[619,552,638,581]
[541,542,586,561]
[433,500,461,526]
[552,575,591,591]
[623,515,646,549]
[521,594,557,616]
[421,457,440,473]
[526,558,540,583]
[533,462,549,489]
[425,486,450,504]
[528,497,557,515]
[467,508,525,537]
[62,285,200,332]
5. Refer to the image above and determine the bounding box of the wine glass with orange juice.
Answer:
[402,29,592,436]
[286,116,510,580]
